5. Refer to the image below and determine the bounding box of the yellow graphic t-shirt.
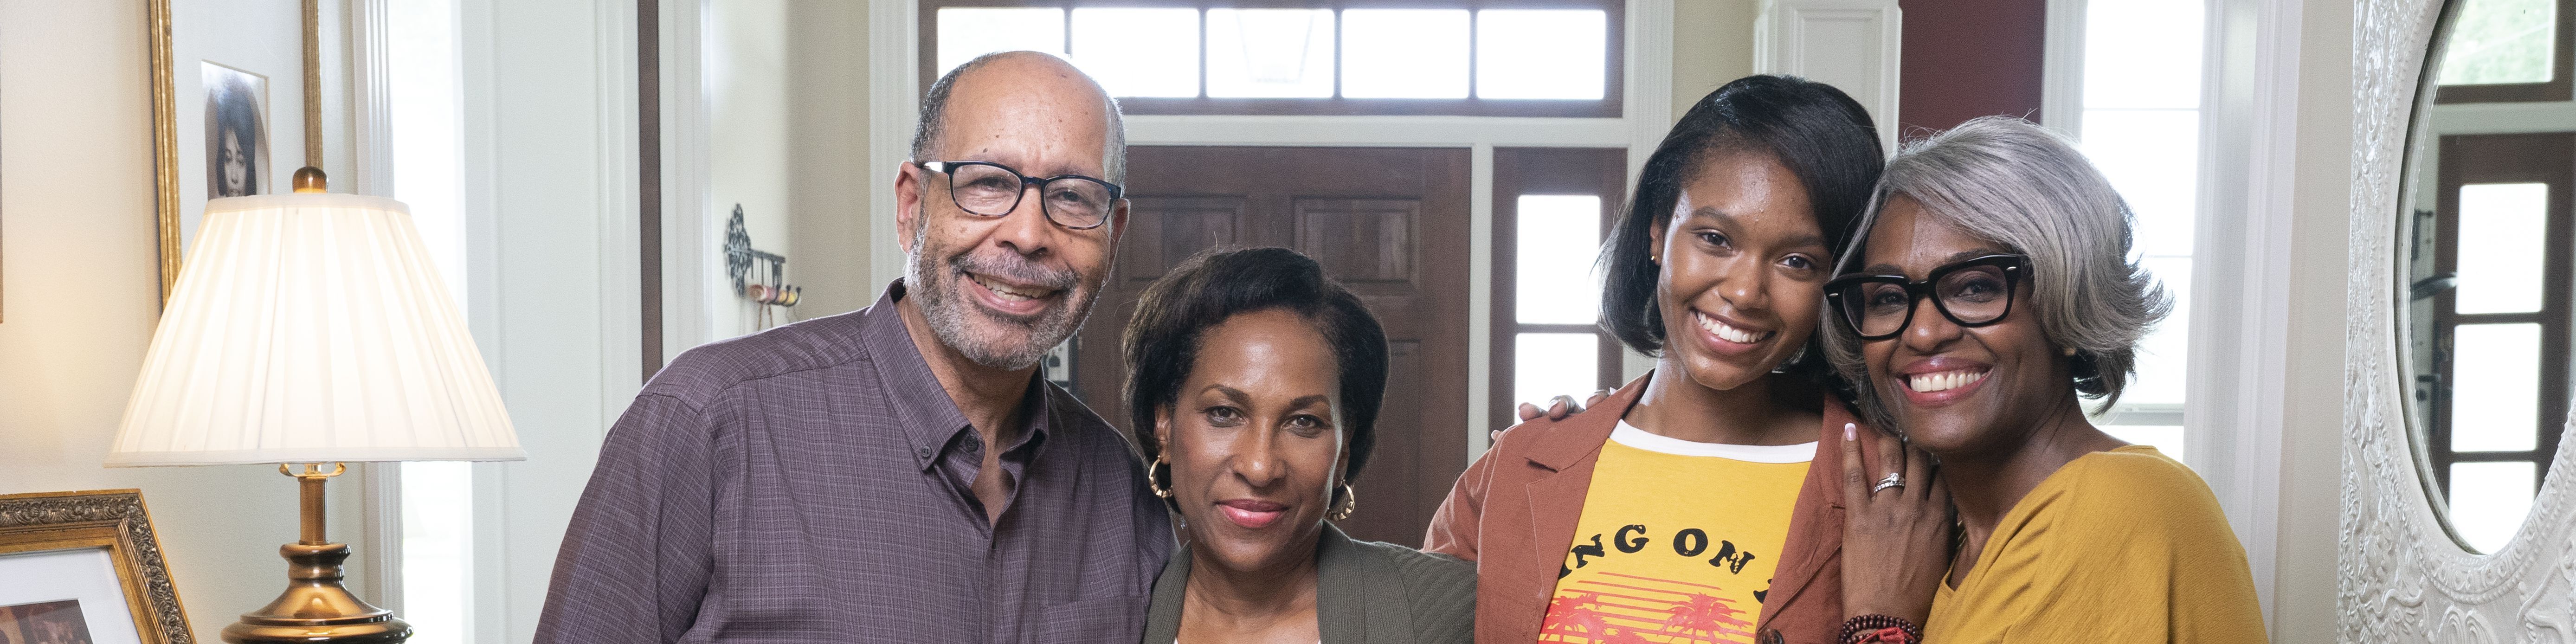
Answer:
[1538,421,1812,644]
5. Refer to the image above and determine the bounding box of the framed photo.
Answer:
[0,491,192,644]
[147,0,318,302]
[0,600,99,644]
[199,64,270,201]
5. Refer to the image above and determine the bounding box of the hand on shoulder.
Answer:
[1495,389,1613,442]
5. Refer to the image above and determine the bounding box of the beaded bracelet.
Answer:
[1838,614,1923,644]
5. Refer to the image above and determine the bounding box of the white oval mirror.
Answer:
[2399,0,2571,554]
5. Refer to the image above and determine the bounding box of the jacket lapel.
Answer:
[1507,375,1648,638]
[1141,544,1192,644]
[1522,461,1597,589]
[1314,525,1401,644]
[1755,400,1872,631]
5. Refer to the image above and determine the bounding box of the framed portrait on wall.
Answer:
[146,0,316,302]
[198,64,268,200]
[0,490,192,644]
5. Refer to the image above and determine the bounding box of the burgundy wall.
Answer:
[1897,0,2047,136]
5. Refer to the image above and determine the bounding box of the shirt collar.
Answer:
[861,279,1056,471]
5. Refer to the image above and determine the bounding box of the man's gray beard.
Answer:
[905,232,1088,372]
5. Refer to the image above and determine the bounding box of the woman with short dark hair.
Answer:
[1426,75,1954,644]
[1821,116,2263,642]
[1127,246,1474,644]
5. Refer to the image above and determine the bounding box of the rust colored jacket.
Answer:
[1422,373,1880,644]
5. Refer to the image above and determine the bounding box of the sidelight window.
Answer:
[1491,148,1628,431]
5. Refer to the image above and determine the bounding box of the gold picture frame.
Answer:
[146,0,324,303]
[0,490,193,644]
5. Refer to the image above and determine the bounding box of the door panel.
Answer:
[1120,197,1245,283]
[1294,199,1418,283]
[1076,146,1470,547]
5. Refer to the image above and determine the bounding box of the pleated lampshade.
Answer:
[108,193,522,466]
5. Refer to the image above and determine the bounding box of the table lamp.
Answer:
[106,167,522,644]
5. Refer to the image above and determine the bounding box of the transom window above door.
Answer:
[922,0,1624,117]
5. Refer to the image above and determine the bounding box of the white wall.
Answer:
[0,2,374,642]
[784,0,874,317]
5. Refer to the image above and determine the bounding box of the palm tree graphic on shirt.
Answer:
[1539,573,1762,644]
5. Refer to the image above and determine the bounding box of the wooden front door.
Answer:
[1075,146,1471,547]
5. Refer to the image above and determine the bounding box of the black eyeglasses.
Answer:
[919,161,1124,230]
[1825,254,2030,340]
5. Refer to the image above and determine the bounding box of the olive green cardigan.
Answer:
[1140,524,1475,644]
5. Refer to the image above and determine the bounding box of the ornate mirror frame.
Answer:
[2345,0,2576,638]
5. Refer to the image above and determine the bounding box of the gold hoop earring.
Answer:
[1327,481,1357,521]
[1146,456,1173,499]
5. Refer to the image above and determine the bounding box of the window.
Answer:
[922,0,1623,117]
[2436,0,2576,103]
[1490,148,1628,430]
[2069,0,2202,457]
[1205,9,1336,98]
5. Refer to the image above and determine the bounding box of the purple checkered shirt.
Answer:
[534,281,1173,644]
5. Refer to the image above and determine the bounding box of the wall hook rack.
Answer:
[724,205,800,315]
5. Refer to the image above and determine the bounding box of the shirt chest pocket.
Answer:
[1024,595,1148,644]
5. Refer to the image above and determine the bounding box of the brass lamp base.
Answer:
[224,464,412,644]
[220,542,411,643]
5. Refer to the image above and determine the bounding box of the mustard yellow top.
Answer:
[1924,445,2267,644]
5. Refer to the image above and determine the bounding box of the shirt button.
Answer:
[916,446,933,459]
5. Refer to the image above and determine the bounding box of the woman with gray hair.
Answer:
[1820,116,2264,643]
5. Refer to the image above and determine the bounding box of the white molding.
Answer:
[1469,142,1496,457]
[2201,0,2300,626]
[660,0,711,354]
[2194,0,2302,628]
[1622,0,1672,381]
[451,0,505,638]
[1753,0,1902,152]
[349,0,396,197]
[1626,0,1675,164]
[343,0,403,613]
[868,0,920,292]
[2039,0,2085,137]
[595,0,642,412]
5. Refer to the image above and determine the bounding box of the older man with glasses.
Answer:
[534,51,1168,644]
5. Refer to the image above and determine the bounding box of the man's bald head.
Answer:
[910,51,1127,184]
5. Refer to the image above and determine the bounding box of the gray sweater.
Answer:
[1141,524,1475,644]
